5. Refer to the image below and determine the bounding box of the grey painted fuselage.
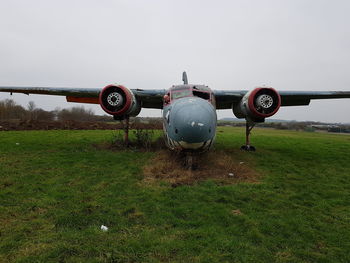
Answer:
[162,85,217,152]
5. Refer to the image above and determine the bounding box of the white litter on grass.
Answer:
[15,143,20,145]
[101,225,108,232]
[228,173,234,177]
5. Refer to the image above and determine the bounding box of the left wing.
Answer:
[278,91,350,106]
[214,90,350,109]
[0,86,166,109]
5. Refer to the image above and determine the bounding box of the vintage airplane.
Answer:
[1,72,350,153]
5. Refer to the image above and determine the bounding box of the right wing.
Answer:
[0,86,166,109]
[0,86,100,97]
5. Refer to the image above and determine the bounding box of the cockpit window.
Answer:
[168,85,213,104]
[171,89,192,100]
[193,90,210,100]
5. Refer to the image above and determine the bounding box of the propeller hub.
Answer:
[256,94,273,109]
[107,92,123,107]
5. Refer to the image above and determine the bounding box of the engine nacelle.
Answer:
[233,87,281,121]
[99,84,141,117]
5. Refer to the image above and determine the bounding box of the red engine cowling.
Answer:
[233,87,281,121]
[99,84,141,117]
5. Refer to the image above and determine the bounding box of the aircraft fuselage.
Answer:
[162,85,217,152]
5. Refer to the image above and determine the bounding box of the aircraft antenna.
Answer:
[182,71,188,84]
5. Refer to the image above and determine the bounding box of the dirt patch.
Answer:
[94,134,260,186]
[142,149,260,186]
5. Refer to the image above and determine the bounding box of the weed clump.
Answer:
[133,129,154,149]
[98,128,166,151]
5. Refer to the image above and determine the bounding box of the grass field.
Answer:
[1,127,350,262]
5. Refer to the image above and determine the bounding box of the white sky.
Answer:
[0,0,349,122]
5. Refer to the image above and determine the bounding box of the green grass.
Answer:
[0,127,350,262]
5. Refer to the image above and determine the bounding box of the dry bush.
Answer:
[96,129,166,151]
[133,129,155,149]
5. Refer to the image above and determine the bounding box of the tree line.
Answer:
[218,119,350,133]
[0,99,111,122]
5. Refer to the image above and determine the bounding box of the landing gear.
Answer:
[113,115,130,146]
[123,115,130,146]
[184,152,198,170]
[241,122,256,151]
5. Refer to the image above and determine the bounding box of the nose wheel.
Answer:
[184,152,198,170]
[240,122,256,151]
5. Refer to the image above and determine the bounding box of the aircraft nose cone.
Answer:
[171,98,216,143]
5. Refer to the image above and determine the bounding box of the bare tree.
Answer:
[0,99,26,120]
[27,101,36,111]
[57,106,96,121]
[27,101,37,120]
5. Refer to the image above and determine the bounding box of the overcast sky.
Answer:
[0,0,349,122]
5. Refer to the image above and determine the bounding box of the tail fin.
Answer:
[182,71,188,85]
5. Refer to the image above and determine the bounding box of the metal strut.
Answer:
[113,115,130,146]
[123,115,130,146]
[241,121,256,151]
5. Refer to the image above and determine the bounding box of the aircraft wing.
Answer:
[278,91,350,106]
[213,90,247,109]
[0,86,166,109]
[214,90,350,109]
[1,86,350,110]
